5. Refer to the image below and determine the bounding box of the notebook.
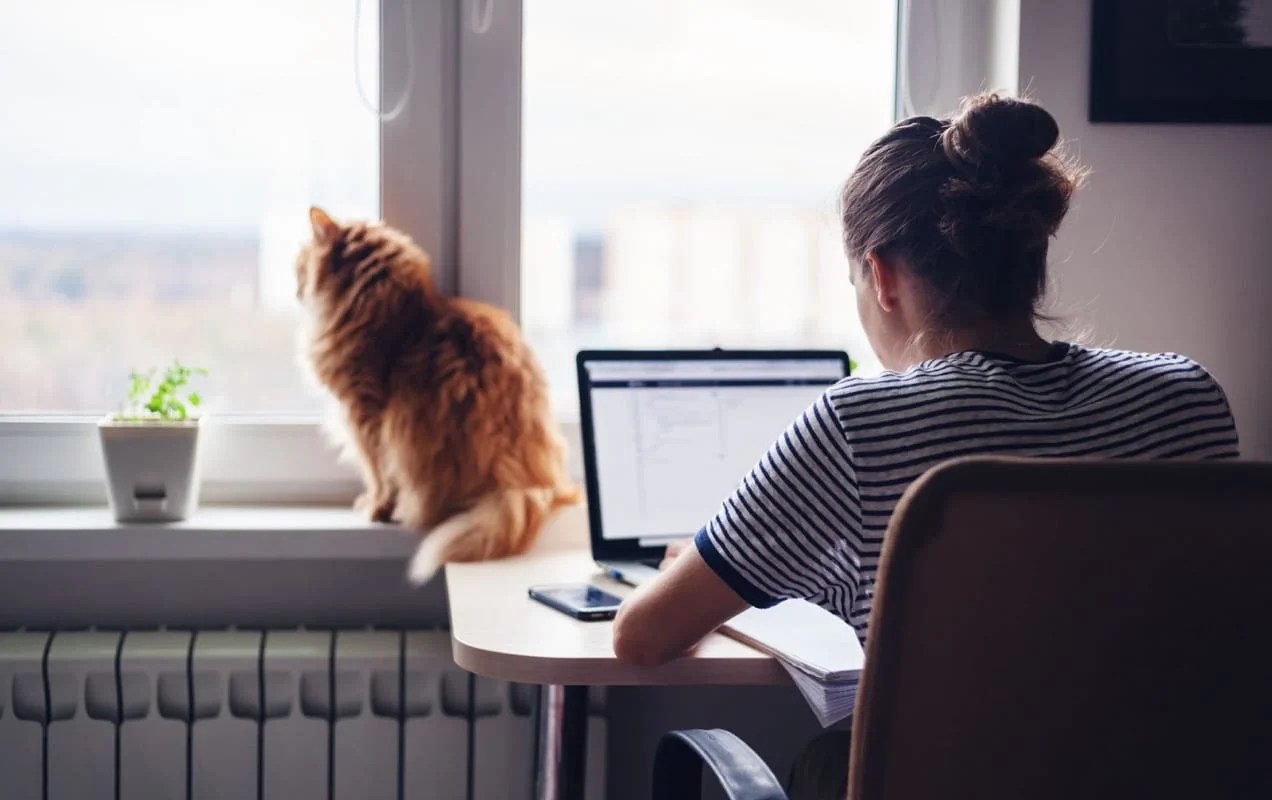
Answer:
[720,599,864,726]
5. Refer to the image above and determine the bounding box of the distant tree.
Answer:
[1169,0,1250,45]
[51,267,87,300]
[11,266,35,294]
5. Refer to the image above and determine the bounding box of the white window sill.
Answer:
[0,505,416,562]
[0,418,583,505]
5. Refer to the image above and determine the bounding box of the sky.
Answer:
[0,0,895,236]
[523,0,895,233]
[0,0,380,233]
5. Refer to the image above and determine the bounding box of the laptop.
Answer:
[577,349,852,585]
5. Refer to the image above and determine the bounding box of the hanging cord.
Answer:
[897,0,950,119]
[355,0,416,121]
[470,0,494,34]
[897,0,916,118]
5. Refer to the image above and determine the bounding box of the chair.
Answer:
[652,457,1272,799]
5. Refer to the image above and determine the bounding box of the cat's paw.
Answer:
[369,500,396,523]
[356,491,396,523]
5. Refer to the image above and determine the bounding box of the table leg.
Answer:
[535,684,588,800]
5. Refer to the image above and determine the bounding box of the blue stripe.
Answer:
[695,528,779,608]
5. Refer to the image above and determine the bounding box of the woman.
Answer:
[612,94,1239,796]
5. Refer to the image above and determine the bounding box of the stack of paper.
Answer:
[721,600,863,727]
[780,662,859,727]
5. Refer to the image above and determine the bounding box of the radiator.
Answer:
[0,628,607,800]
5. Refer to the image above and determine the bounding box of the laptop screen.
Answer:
[579,354,847,546]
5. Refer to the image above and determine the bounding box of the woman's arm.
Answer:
[658,538,690,569]
[612,544,747,666]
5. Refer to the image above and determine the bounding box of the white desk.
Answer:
[446,506,786,800]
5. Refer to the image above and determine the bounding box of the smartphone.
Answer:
[528,583,624,621]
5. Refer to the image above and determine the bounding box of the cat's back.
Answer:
[435,296,534,364]
[396,295,545,400]
[445,296,524,345]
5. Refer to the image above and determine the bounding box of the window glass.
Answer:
[522,1,895,415]
[0,1,379,413]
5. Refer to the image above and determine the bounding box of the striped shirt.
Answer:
[695,342,1240,639]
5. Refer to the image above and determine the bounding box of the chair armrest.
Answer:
[652,728,788,800]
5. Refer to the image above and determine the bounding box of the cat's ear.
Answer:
[309,206,339,243]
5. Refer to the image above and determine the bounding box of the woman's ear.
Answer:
[867,252,900,313]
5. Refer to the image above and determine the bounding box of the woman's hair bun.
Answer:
[940,93,1060,173]
[840,92,1082,323]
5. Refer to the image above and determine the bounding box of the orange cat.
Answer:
[296,207,579,583]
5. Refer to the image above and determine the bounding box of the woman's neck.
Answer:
[906,317,1052,366]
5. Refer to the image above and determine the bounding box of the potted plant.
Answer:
[98,361,207,522]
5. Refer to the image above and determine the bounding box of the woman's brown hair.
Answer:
[840,93,1083,324]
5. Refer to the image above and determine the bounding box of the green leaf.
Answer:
[118,361,208,420]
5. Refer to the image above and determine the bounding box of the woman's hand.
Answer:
[659,538,692,570]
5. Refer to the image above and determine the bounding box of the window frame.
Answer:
[0,0,522,504]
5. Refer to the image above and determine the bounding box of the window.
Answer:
[0,0,454,501]
[1,0,381,414]
[521,1,896,414]
[1,1,899,501]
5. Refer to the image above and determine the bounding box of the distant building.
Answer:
[600,205,876,370]
[521,216,575,332]
[573,234,605,325]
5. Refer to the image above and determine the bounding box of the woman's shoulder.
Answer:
[823,344,1226,414]
[818,358,992,430]
[1064,345,1223,386]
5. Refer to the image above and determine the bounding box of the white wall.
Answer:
[1020,0,1272,457]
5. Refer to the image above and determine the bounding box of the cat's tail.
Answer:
[406,485,579,585]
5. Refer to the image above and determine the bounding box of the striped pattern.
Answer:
[695,343,1239,639]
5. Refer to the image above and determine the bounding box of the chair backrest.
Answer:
[848,457,1272,800]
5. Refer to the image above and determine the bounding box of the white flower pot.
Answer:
[98,418,203,522]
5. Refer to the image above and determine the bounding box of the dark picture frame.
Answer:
[1090,0,1272,123]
